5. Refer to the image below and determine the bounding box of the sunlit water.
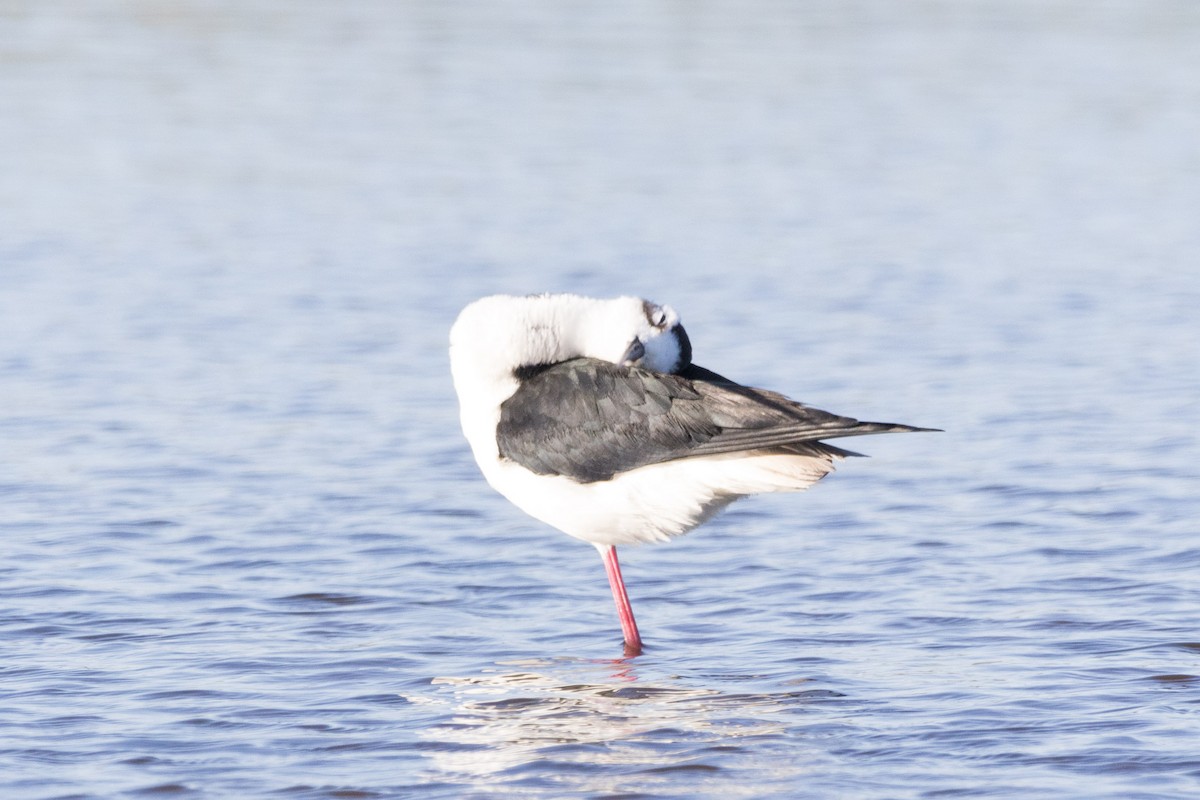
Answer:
[3,2,1199,798]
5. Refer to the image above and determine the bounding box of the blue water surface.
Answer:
[2,2,1199,798]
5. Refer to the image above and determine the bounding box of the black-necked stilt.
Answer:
[450,293,934,655]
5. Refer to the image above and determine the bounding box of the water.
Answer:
[3,1,1199,797]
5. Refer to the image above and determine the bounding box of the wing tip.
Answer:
[859,422,942,434]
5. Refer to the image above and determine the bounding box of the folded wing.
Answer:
[497,358,931,483]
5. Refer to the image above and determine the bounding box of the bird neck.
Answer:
[450,295,604,463]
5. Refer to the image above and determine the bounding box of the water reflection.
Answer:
[417,658,841,790]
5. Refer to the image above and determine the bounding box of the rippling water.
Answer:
[3,2,1200,798]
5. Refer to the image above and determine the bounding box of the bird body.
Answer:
[449,293,932,653]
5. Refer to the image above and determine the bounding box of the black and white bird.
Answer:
[449,293,933,655]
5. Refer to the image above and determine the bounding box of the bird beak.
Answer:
[620,338,645,365]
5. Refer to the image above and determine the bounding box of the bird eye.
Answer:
[643,302,668,329]
[641,300,674,331]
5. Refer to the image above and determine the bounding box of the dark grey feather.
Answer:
[497,358,935,483]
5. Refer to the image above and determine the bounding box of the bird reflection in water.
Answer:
[413,658,841,789]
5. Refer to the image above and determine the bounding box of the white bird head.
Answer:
[450,293,691,386]
[581,297,691,374]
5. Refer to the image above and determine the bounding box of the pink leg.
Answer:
[598,544,643,655]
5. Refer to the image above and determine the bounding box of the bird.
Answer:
[449,293,934,655]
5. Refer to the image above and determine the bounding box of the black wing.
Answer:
[496,358,933,483]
